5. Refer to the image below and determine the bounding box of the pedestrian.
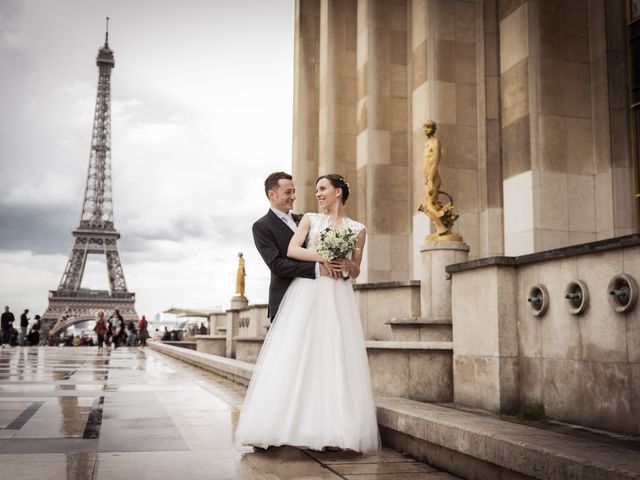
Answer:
[28,315,41,346]
[138,315,149,347]
[10,326,18,346]
[126,320,137,347]
[1,306,15,346]
[20,309,29,346]
[107,309,124,348]
[94,311,107,349]
[153,328,162,341]
[198,322,208,335]
[161,327,171,341]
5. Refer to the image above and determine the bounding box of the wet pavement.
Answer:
[0,346,458,479]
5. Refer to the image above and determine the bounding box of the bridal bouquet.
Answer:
[317,227,358,262]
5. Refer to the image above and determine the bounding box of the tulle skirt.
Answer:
[235,276,380,453]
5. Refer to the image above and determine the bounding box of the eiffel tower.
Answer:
[42,19,137,337]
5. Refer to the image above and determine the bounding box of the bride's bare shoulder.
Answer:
[346,217,366,233]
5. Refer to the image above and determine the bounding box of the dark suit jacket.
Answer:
[252,209,316,319]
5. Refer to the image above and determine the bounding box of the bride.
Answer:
[235,173,380,453]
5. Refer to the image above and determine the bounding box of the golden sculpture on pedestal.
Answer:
[235,252,246,297]
[418,120,462,243]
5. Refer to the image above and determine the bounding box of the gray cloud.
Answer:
[0,204,76,254]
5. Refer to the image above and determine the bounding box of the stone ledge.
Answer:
[446,234,640,274]
[194,335,226,339]
[376,396,640,480]
[150,341,254,385]
[366,340,453,350]
[354,280,420,290]
[161,341,197,350]
[385,316,452,325]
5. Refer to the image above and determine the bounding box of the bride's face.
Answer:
[315,178,340,209]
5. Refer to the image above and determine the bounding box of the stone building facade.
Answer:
[292,0,639,282]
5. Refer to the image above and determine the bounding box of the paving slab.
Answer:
[0,346,454,480]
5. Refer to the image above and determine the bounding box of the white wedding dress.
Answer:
[235,213,380,453]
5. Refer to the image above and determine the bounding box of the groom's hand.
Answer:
[319,263,340,279]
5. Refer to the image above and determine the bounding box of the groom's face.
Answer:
[269,179,296,213]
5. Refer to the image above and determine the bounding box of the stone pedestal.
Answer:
[420,241,470,323]
[230,295,248,310]
[226,295,249,358]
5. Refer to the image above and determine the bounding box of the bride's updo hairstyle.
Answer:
[316,173,350,205]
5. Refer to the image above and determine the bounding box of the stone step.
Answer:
[385,317,452,342]
[365,340,453,403]
[376,396,640,480]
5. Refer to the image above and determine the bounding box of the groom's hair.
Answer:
[264,172,293,197]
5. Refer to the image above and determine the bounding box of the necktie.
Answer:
[283,214,297,231]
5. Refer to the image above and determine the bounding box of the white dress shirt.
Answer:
[270,207,320,278]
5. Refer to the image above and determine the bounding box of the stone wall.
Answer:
[449,234,640,435]
[354,281,420,340]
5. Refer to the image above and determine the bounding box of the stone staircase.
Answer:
[356,281,455,403]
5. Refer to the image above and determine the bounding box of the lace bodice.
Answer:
[304,213,366,252]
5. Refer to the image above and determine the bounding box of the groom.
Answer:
[253,172,333,321]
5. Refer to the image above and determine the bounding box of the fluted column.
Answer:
[318,0,359,217]
[292,0,321,213]
[356,0,410,283]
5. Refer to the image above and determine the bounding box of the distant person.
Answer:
[94,311,107,349]
[138,315,149,347]
[126,324,137,347]
[198,323,208,335]
[152,328,162,341]
[161,327,171,341]
[20,309,30,346]
[9,326,18,346]
[1,307,15,346]
[108,309,125,348]
[27,315,41,346]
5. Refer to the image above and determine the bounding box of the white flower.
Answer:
[317,227,358,262]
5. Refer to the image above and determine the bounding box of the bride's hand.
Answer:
[319,261,340,279]
[330,258,355,276]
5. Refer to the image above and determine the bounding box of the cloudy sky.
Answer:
[0,0,295,318]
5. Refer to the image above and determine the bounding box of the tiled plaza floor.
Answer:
[0,346,458,479]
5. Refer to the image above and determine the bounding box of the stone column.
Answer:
[477,0,504,257]
[318,0,358,217]
[499,1,634,255]
[356,0,411,283]
[292,0,321,213]
[420,241,469,323]
[589,0,636,239]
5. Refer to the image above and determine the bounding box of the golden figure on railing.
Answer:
[418,120,462,243]
[235,252,246,298]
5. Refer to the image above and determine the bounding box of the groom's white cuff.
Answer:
[315,262,320,278]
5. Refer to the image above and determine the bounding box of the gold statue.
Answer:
[235,252,246,297]
[418,120,461,243]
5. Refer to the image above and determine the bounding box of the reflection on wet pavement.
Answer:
[0,347,457,479]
